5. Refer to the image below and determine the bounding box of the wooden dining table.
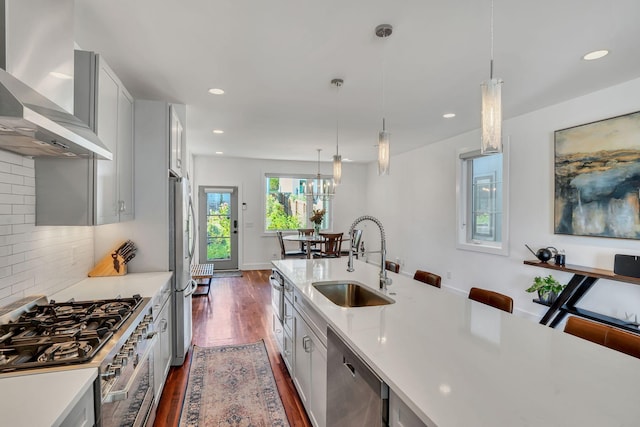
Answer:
[282,234,326,259]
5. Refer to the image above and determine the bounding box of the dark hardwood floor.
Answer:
[153,269,312,427]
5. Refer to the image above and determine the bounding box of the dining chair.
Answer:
[276,231,306,259]
[297,228,318,252]
[564,316,640,359]
[413,270,441,288]
[340,228,363,259]
[468,287,513,313]
[385,260,400,273]
[313,233,343,258]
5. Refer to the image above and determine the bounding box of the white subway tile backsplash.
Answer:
[0,150,24,166]
[0,153,94,307]
[10,164,35,178]
[12,204,35,215]
[11,184,35,195]
[0,172,23,185]
[0,194,24,204]
[0,215,25,225]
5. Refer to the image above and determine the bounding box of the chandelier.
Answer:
[480,0,503,154]
[303,149,335,201]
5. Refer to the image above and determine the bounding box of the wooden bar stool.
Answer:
[413,270,441,288]
[468,287,513,313]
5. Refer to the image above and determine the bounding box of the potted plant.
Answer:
[526,274,566,304]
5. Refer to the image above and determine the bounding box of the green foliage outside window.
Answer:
[207,201,231,260]
[266,194,301,230]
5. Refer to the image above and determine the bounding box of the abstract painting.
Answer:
[554,111,640,239]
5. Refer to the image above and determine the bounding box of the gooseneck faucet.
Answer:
[347,215,392,290]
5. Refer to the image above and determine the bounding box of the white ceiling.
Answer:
[74,0,640,164]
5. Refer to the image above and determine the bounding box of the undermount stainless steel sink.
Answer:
[312,281,395,307]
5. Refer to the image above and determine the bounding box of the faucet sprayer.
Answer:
[347,215,391,290]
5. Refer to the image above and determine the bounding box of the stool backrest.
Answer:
[468,287,513,313]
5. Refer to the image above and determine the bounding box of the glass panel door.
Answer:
[198,186,238,270]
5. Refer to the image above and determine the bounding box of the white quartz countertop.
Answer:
[273,258,640,427]
[0,367,97,427]
[0,272,172,426]
[50,271,173,301]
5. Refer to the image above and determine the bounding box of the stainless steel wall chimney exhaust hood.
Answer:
[0,69,112,160]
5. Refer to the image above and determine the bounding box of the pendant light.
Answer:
[303,149,335,202]
[480,0,503,154]
[331,78,343,185]
[375,24,392,175]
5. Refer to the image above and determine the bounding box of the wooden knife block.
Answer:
[88,247,127,277]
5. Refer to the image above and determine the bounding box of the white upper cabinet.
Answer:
[169,105,185,177]
[35,50,134,225]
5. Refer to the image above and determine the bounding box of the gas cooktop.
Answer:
[0,295,144,373]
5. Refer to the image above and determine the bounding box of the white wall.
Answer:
[0,151,94,306]
[193,156,368,270]
[366,76,640,320]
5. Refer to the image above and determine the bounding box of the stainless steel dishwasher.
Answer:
[326,326,389,426]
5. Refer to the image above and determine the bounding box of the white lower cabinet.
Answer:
[389,389,428,427]
[153,289,172,402]
[60,383,95,427]
[271,269,327,427]
[293,308,327,427]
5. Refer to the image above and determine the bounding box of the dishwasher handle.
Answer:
[343,360,356,378]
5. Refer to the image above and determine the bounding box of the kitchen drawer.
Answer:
[294,288,327,346]
[272,312,284,353]
[284,278,295,303]
[283,329,294,373]
[283,296,294,336]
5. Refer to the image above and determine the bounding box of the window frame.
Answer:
[263,172,333,233]
[456,141,510,256]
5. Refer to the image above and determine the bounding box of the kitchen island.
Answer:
[0,272,173,427]
[273,258,640,427]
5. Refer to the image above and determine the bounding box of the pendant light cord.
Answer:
[489,0,494,79]
[335,81,340,155]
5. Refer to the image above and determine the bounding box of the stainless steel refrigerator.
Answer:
[169,176,197,365]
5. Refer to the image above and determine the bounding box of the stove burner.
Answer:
[47,320,86,336]
[37,341,92,362]
[97,301,132,314]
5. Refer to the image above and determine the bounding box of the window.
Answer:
[456,144,509,255]
[264,174,331,232]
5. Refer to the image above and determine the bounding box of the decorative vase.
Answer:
[313,223,320,236]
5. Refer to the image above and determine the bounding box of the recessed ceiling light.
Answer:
[443,113,456,119]
[212,129,224,134]
[50,71,72,79]
[343,158,353,162]
[215,151,223,155]
[208,88,225,95]
[582,50,609,61]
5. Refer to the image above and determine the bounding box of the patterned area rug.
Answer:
[179,341,290,427]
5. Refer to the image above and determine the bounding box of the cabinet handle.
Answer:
[160,319,168,332]
[302,335,312,353]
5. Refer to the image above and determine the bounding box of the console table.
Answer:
[524,260,640,334]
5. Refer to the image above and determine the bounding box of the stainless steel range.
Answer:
[0,294,155,427]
